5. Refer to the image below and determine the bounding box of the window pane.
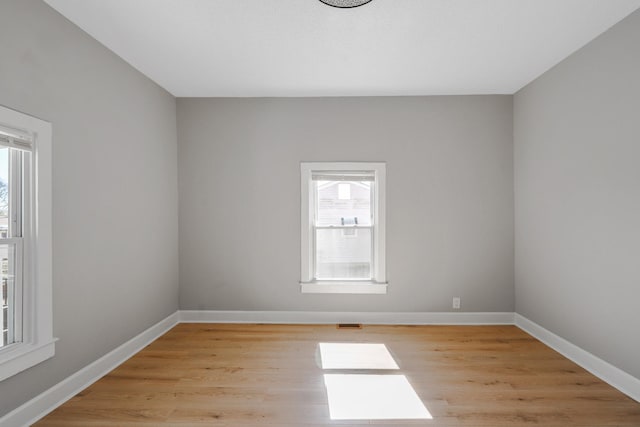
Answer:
[315,228,371,280]
[316,180,371,226]
[0,148,8,239]
[0,243,16,348]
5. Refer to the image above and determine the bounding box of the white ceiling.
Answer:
[44,0,640,97]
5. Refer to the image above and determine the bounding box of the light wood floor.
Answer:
[36,324,640,426]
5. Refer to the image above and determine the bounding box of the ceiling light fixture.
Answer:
[319,0,373,8]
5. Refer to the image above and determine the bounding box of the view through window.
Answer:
[0,147,18,349]
[314,174,373,280]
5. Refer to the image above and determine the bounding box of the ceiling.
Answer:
[44,0,640,97]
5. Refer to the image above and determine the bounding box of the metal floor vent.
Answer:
[337,323,363,329]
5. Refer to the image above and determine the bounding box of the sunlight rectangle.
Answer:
[323,374,432,420]
[319,343,399,370]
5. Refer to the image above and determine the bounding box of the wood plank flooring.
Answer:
[36,324,640,426]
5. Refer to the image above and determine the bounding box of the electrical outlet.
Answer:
[452,297,461,309]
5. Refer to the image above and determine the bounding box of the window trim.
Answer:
[300,162,387,294]
[0,105,54,381]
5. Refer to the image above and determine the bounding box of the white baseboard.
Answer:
[514,313,640,403]
[179,310,515,325]
[0,312,179,427]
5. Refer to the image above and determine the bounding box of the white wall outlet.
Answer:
[453,297,461,309]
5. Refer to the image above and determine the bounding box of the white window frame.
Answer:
[0,105,54,382]
[300,162,387,294]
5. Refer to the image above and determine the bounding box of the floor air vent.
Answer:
[337,323,363,329]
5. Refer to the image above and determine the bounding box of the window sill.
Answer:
[0,339,57,382]
[300,281,388,294]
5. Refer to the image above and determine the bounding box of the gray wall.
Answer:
[514,10,640,378]
[178,96,514,312]
[0,0,179,416]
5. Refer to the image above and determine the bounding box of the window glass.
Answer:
[0,243,16,348]
[316,180,372,226]
[0,148,14,348]
[315,228,372,280]
[314,178,373,280]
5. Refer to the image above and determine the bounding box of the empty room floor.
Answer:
[36,324,640,426]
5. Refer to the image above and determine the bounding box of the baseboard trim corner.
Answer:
[0,311,180,427]
[514,313,640,403]
[178,310,515,325]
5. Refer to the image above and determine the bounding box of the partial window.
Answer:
[300,163,386,294]
[0,106,53,381]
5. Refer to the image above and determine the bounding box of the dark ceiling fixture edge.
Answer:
[318,0,374,9]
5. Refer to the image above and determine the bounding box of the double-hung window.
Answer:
[300,162,387,294]
[0,105,53,381]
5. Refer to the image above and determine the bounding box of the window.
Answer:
[300,162,386,294]
[0,105,53,381]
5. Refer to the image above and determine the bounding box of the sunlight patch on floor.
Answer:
[318,343,399,370]
[323,374,432,420]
